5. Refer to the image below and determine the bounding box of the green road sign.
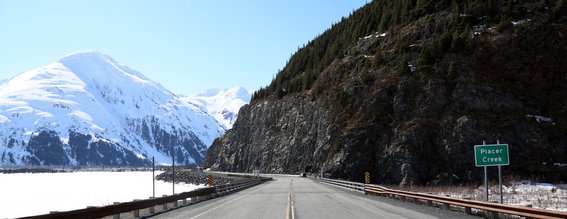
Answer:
[474,144,509,166]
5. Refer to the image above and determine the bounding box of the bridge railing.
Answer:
[319,177,365,193]
[319,177,567,219]
[21,177,271,219]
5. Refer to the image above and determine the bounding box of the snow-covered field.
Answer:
[0,171,203,218]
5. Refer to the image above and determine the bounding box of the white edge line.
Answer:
[190,183,270,219]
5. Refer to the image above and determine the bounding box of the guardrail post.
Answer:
[463,197,472,214]
[465,206,472,215]
[113,202,120,219]
[443,195,452,209]
[133,199,140,217]
[148,197,155,213]
[162,195,168,210]
[174,200,178,207]
[490,211,499,219]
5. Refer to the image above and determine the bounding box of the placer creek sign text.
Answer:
[474,144,510,166]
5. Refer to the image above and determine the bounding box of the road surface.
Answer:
[151,176,479,219]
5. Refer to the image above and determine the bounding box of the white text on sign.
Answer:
[480,149,504,154]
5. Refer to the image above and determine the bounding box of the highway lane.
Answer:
[151,176,480,219]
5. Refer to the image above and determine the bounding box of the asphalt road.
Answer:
[151,176,480,219]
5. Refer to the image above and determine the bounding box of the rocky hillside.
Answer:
[206,0,567,185]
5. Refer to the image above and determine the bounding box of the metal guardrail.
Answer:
[216,178,268,195]
[21,177,271,219]
[319,178,567,219]
[319,177,365,193]
[365,184,567,219]
[19,187,216,219]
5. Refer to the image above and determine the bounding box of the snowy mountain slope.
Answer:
[0,51,224,166]
[180,87,250,129]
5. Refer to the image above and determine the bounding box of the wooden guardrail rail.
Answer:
[21,177,271,219]
[319,177,567,219]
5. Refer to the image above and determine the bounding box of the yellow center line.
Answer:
[286,178,295,219]
[286,190,290,219]
[291,179,295,219]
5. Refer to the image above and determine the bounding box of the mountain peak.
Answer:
[197,88,224,97]
[56,51,152,85]
[59,50,117,65]
[0,51,225,166]
[197,87,250,100]
[226,87,250,102]
[182,87,250,129]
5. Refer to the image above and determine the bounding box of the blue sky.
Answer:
[0,0,368,95]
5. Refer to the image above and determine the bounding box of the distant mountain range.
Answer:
[181,87,250,130]
[0,51,248,166]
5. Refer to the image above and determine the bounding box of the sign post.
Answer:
[152,156,155,198]
[172,152,175,195]
[483,141,488,202]
[497,140,503,204]
[474,142,509,203]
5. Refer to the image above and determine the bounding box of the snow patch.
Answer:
[0,114,10,123]
[360,32,388,40]
[60,137,69,145]
[512,19,531,27]
[69,110,92,122]
[526,115,555,125]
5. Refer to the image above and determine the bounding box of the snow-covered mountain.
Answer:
[0,51,224,166]
[181,87,250,129]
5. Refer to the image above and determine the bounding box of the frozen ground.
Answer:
[398,182,567,212]
[0,171,203,218]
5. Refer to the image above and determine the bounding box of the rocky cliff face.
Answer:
[206,97,332,174]
[206,1,567,185]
